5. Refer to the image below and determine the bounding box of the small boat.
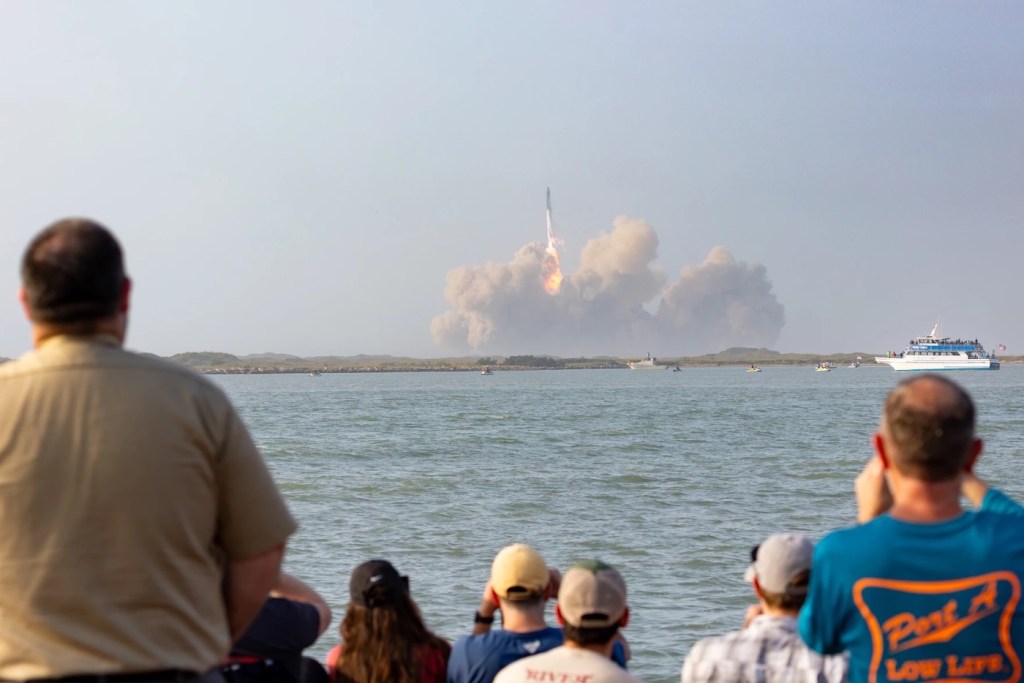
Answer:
[627,353,668,370]
[481,367,493,375]
[875,324,1000,371]
[310,370,322,377]
[849,357,862,368]
[747,364,762,373]
[815,363,831,372]
[672,365,682,372]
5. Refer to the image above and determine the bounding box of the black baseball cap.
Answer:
[349,559,409,608]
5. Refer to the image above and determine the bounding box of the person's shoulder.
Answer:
[261,596,320,621]
[816,520,886,556]
[685,629,748,663]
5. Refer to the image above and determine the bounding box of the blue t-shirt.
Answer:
[446,626,627,683]
[799,489,1024,683]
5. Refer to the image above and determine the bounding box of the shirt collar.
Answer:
[748,614,799,635]
[39,333,121,350]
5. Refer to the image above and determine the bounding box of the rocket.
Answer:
[545,187,555,248]
[541,187,564,295]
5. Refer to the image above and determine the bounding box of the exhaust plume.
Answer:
[431,213,785,357]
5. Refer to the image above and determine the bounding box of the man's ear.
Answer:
[752,577,765,601]
[119,277,132,313]
[17,287,32,322]
[964,438,983,473]
[554,604,565,627]
[872,433,890,469]
[618,606,630,628]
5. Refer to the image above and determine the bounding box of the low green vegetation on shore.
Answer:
[162,347,995,374]
[1,349,1019,373]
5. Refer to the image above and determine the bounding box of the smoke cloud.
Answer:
[431,216,785,356]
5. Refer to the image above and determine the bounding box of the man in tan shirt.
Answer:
[0,219,297,682]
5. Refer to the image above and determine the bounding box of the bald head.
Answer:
[21,218,126,326]
[881,374,976,481]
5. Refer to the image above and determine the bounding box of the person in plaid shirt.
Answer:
[681,533,847,683]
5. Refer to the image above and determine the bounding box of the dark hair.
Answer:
[883,374,976,481]
[759,569,810,612]
[334,594,450,683]
[561,622,620,646]
[20,218,125,325]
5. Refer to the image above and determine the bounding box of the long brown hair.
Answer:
[334,593,450,683]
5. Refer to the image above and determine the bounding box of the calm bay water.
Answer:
[214,366,1024,683]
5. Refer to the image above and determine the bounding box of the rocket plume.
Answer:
[542,187,564,295]
[430,197,787,356]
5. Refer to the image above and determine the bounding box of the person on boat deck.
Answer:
[326,559,450,683]
[225,573,332,683]
[798,374,1024,683]
[494,560,640,683]
[681,533,847,683]
[447,544,629,683]
[0,218,296,682]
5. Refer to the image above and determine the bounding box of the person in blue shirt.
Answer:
[447,544,627,683]
[799,374,1024,683]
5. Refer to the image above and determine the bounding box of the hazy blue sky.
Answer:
[1,2,1021,359]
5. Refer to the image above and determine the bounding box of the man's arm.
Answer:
[471,580,500,636]
[855,455,892,523]
[270,573,332,636]
[963,473,1024,516]
[961,473,989,509]
[224,543,285,641]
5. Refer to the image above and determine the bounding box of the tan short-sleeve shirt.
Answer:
[0,335,297,679]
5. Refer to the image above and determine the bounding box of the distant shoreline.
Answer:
[154,350,1023,375]
[3,350,1018,374]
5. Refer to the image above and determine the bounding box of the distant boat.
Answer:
[849,356,862,368]
[747,364,762,373]
[815,363,831,372]
[481,366,493,375]
[310,370,322,377]
[672,365,682,372]
[875,324,1000,371]
[628,353,668,370]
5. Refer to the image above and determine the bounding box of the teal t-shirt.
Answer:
[799,489,1024,683]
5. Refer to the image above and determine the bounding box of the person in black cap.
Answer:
[326,559,450,683]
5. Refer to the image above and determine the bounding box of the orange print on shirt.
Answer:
[853,572,1021,683]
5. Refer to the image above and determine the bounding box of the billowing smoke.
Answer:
[431,216,785,356]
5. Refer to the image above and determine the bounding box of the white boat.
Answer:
[747,365,762,373]
[815,363,831,372]
[627,353,668,370]
[875,324,1000,371]
[849,357,862,368]
[481,366,493,375]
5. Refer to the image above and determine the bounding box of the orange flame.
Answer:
[543,244,563,295]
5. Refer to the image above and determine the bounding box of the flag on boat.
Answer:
[998,344,1007,352]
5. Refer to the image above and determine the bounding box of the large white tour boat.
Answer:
[628,353,668,370]
[875,324,1000,371]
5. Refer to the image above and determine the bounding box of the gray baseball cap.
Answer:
[743,533,813,596]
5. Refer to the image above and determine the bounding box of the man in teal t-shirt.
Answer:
[799,374,1024,683]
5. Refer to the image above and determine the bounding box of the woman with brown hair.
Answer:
[326,559,450,683]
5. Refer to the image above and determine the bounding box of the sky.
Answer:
[1,2,1021,359]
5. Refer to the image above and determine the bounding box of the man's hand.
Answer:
[743,604,763,629]
[961,472,989,509]
[471,580,500,635]
[547,567,562,599]
[855,455,893,523]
